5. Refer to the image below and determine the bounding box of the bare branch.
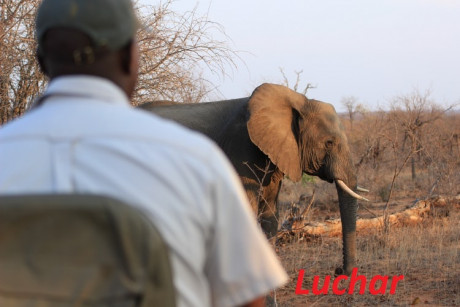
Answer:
[278,68,316,95]
[134,0,241,104]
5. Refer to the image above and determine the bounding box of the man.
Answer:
[0,0,288,306]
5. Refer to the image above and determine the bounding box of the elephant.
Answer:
[138,83,368,275]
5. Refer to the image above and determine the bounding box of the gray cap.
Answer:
[36,0,138,52]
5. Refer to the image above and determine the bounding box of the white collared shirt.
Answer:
[0,76,288,307]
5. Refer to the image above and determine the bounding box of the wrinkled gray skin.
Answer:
[139,83,358,275]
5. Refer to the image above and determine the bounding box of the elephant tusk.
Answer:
[336,180,370,202]
[357,186,370,193]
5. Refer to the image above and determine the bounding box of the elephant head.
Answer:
[247,83,366,275]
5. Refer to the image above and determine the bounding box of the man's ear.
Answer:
[36,49,49,76]
[120,41,133,75]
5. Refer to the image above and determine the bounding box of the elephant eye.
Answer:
[325,140,334,149]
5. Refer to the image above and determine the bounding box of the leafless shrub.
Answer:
[0,0,46,125]
[340,90,459,233]
[134,0,239,105]
[341,96,368,131]
[0,0,240,125]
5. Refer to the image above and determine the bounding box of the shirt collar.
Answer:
[45,75,131,107]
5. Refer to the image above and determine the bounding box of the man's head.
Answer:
[35,0,140,97]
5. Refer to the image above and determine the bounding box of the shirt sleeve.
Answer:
[204,149,288,307]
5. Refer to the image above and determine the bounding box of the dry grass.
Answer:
[271,186,459,306]
[269,109,459,306]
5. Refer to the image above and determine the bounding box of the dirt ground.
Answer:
[268,180,459,306]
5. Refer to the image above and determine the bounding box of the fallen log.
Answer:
[276,195,459,243]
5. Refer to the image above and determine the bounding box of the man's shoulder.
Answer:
[1,104,220,161]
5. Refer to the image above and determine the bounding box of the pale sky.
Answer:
[146,0,460,111]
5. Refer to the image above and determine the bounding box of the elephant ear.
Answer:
[247,83,306,182]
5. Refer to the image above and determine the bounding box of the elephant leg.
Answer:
[258,169,284,238]
[241,170,283,238]
[241,177,261,215]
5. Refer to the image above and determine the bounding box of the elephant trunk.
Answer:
[336,182,358,276]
